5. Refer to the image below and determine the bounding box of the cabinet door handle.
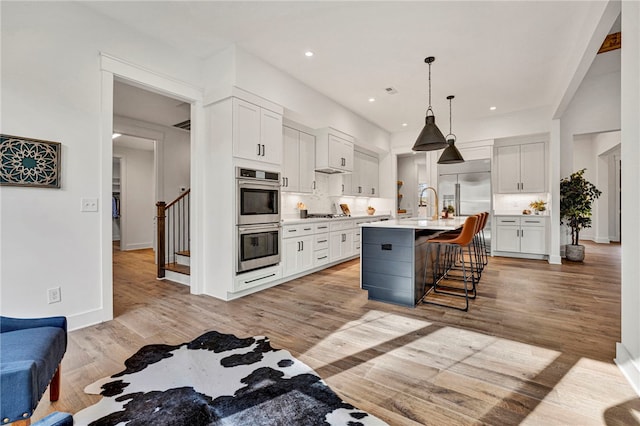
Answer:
[372,188,375,195]
[516,229,520,237]
[261,144,266,156]
[358,186,362,193]
[342,184,344,193]
[301,241,304,251]
[521,182,524,191]
[282,177,286,186]
[342,233,346,242]
[286,177,289,187]
[521,230,524,238]
[318,255,328,260]
[303,227,312,231]
[257,144,261,156]
[317,239,327,243]
[313,181,316,190]
[288,229,296,233]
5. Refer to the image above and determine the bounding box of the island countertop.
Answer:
[360,216,467,230]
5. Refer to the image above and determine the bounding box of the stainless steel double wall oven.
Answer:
[236,167,281,273]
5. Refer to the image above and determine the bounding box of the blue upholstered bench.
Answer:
[0,316,68,425]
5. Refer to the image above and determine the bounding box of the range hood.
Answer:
[315,167,347,174]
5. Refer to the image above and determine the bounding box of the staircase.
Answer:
[156,190,190,285]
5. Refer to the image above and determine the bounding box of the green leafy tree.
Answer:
[560,168,602,245]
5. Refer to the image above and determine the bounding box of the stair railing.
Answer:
[156,189,190,278]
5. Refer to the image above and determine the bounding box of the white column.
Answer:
[616,0,640,396]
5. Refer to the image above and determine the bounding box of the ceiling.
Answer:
[90,1,614,134]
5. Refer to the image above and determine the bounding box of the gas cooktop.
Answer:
[306,213,350,219]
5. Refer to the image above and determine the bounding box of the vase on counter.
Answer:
[367,207,375,215]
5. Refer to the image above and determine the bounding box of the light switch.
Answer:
[81,198,98,212]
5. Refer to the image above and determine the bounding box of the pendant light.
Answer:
[437,95,465,164]
[412,57,448,152]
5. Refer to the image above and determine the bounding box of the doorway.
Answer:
[101,56,200,322]
[112,134,156,252]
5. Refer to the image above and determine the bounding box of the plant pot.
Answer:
[565,244,585,262]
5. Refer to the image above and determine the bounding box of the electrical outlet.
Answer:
[47,287,61,304]
[81,197,98,212]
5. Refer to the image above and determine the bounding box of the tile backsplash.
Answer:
[493,193,551,215]
[281,173,394,219]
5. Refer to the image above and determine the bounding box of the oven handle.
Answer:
[238,224,281,233]
[237,179,281,188]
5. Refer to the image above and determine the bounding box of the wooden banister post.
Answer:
[156,201,166,278]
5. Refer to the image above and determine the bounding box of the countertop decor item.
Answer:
[367,206,375,215]
[560,168,601,261]
[412,57,448,152]
[0,134,61,188]
[529,199,547,214]
[437,95,465,164]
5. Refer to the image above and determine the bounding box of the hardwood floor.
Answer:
[35,242,640,425]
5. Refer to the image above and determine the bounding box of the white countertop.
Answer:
[361,216,467,230]
[281,214,390,225]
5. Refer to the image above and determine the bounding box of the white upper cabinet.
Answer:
[352,150,379,196]
[282,126,315,193]
[495,141,545,193]
[315,128,354,173]
[233,98,283,165]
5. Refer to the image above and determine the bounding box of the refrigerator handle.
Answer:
[455,183,461,214]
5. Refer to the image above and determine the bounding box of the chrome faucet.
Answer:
[419,186,439,220]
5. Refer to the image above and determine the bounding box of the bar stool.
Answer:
[421,215,478,311]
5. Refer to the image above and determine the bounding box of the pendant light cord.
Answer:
[449,96,452,134]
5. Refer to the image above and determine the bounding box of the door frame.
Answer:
[100,53,203,322]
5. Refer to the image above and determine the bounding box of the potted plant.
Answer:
[529,200,547,215]
[560,168,602,261]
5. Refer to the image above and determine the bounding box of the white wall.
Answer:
[560,50,621,177]
[114,115,191,204]
[205,46,391,155]
[616,0,640,397]
[0,2,202,328]
[113,145,155,251]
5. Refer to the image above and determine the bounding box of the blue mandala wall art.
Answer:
[0,134,61,188]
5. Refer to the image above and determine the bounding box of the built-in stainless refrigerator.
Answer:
[438,159,492,248]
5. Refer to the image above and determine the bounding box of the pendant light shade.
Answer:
[438,95,465,164]
[412,57,448,152]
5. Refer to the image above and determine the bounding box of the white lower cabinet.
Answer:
[282,224,315,277]
[329,220,355,262]
[283,236,314,276]
[494,215,547,256]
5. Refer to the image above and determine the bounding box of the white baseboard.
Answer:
[594,237,611,244]
[162,270,190,286]
[67,308,108,331]
[124,242,153,251]
[548,255,562,265]
[616,342,640,397]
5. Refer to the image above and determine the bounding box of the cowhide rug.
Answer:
[74,331,387,425]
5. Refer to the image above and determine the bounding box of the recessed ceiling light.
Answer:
[112,133,121,139]
[490,106,497,111]
[304,51,314,57]
[402,123,408,127]
[368,98,375,103]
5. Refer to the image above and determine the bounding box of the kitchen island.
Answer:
[359,217,466,307]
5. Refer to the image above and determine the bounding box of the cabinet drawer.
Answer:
[362,242,413,263]
[283,224,315,238]
[314,233,329,250]
[521,217,546,227]
[314,223,330,233]
[495,217,520,226]
[329,220,353,232]
[362,227,414,247]
[234,266,282,292]
[314,249,329,266]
